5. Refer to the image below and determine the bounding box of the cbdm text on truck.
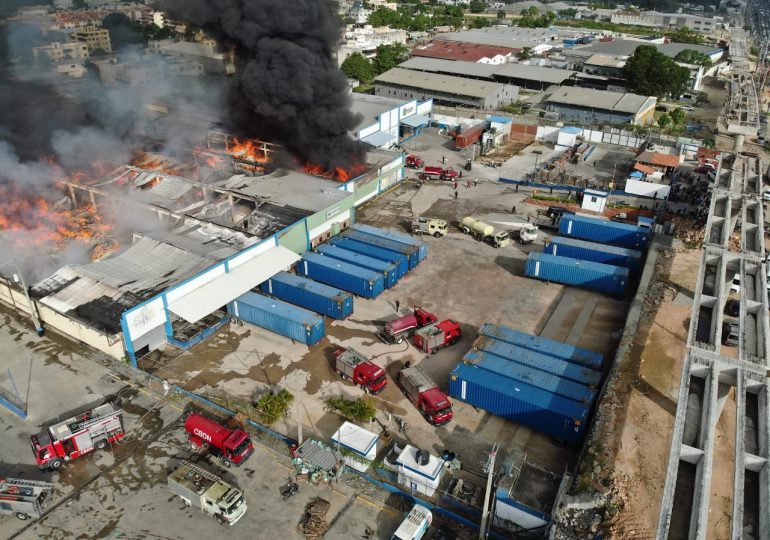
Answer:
[185,413,254,467]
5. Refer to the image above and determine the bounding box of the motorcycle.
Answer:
[280,480,299,501]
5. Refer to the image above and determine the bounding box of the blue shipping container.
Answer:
[525,252,629,294]
[297,251,385,299]
[315,245,399,289]
[559,214,650,250]
[230,292,324,345]
[449,363,588,445]
[473,336,601,387]
[261,271,353,320]
[463,349,596,404]
[546,236,642,269]
[328,237,408,278]
[342,230,420,270]
[351,223,428,263]
[478,323,604,370]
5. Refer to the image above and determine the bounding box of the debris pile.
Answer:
[671,217,704,248]
[297,498,331,539]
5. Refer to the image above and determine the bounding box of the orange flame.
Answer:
[301,161,367,182]
[0,183,116,257]
[227,137,269,164]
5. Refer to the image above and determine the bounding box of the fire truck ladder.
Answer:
[67,408,122,435]
[0,477,54,494]
[178,461,219,484]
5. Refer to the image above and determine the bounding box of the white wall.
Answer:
[624,178,671,198]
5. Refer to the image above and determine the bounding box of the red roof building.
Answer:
[411,40,519,64]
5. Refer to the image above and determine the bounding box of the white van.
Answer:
[392,504,432,540]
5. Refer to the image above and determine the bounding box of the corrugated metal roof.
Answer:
[361,130,393,148]
[295,439,338,471]
[547,86,654,114]
[412,39,519,62]
[167,245,300,324]
[224,170,350,212]
[375,68,510,99]
[495,63,576,84]
[399,57,500,79]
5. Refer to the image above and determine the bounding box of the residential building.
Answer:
[338,25,408,66]
[142,10,165,28]
[545,86,657,125]
[150,40,234,75]
[375,67,518,109]
[33,41,90,63]
[348,0,371,24]
[412,40,518,64]
[72,26,112,54]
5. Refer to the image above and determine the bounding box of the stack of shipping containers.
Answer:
[260,271,353,320]
[525,214,650,294]
[315,244,399,289]
[449,323,603,445]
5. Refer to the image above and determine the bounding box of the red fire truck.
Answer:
[379,308,438,344]
[412,320,462,354]
[419,166,459,181]
[30,403,125,470]
[333,347,388,394]
[405,154,424,169]
[185,413,254,468]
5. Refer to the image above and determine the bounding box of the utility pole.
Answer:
[0,261,44,336]
[479,442,499,539]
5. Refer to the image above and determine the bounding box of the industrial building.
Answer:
[574,39,725,64]
[374,67,518,109]
[350,93,433,149]
[0,128,405,366]
[545,86,657,125]
[411,40,519,64]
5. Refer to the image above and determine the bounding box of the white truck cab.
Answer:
[391,504,432,540]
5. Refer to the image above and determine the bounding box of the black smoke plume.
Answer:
[160,0,366,170]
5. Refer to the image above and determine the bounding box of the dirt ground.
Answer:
[579,247,700,538]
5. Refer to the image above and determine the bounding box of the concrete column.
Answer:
[734,134,746,152]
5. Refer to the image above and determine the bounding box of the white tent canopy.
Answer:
[167,245,301,324]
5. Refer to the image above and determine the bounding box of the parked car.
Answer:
[731,273,741,293]
[722,320,739,346]
[546,206,574,218]
[763,189,770,201]
[724,299,740,317]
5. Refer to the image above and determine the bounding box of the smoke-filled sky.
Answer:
[0,0,364,278]
[160,0,365,169]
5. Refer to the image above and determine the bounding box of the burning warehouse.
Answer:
[0,0,410,363]
[1,135,403,363]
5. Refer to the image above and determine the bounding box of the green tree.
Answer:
[368,7,401,27]
[497,10,506,21]
[469,0,486,13]
[519,47,532,60]
[372,43,408,75]
[657,113,671,130]
[623,45,690,98]
[341,52,374,83]
[558,8,578,18]
[468,17,491,28]
[674,49,712,67]
[669,107,686,124]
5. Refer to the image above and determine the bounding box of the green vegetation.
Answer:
[469,0,486,14]
[468,17,491,29]
[341,43,408,84]
[368,5,464,31]
[558,8,578,18]
[341,52,374,83]
[517,6,556,28]
[254,389,294,425]
[325,397,377,423]
[674,49,713,66]
[624,45,691,98]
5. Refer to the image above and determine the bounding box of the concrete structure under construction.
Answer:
[656,154,770,540]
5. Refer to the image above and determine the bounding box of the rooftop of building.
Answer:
[399,56,500,79]
[375,67,511,98]
[349,93,406,131]
[433,31,550,51]
[411,39,519,62]
[584,54,627,68]
[546,86,655,114]
[495,63,576,84]
[575,39,723,59]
